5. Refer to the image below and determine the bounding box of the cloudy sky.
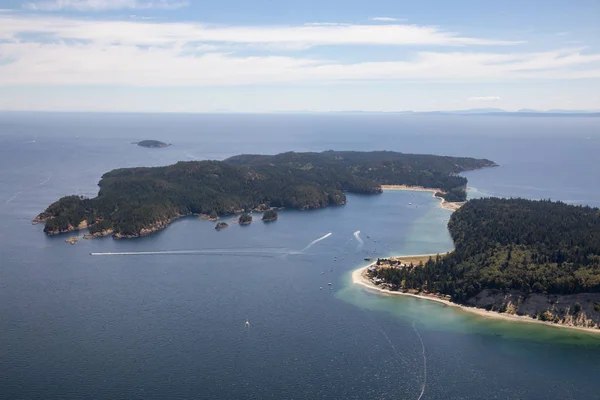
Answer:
[1,0,599,112]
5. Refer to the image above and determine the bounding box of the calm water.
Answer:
[1,113,600,399]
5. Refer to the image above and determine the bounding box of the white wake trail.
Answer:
[353,230,364,251]
[184,152,196,160]
[412,322,427,400]
[39,176,52,186]
[300,232,332,252]
[5,192,21,204]
[377,326,412,370]
[90,248,289,257]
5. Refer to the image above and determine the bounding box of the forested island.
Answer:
[34,150,495,238]
[239,213,253,225]
[262,210,278,222]
[134,140,170,148]
[366,198,600,330]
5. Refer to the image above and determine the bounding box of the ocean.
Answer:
[1,112,600,399]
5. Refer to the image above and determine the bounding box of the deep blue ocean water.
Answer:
[1,113,600,399]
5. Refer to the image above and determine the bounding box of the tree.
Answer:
[239,213,253,225]
[262,209,278,221]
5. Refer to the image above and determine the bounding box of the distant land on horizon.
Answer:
[274,108,600,117]
[1,109,600,117]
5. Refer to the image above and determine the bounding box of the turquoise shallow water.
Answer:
[1,113,600,399]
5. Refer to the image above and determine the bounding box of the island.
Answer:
[262,210,278,222]
[215,222,229,231]
[238,213,253,225]
[134,140,171,148]
[358,198,600,331]
[34,150,496,238]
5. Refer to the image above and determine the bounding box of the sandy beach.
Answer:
[380,185,465,211]
[352,258,600,335]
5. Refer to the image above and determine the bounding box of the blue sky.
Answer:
[1,0,599,112]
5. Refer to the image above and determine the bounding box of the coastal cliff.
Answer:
[467,289,600,328]
[359,264,600,332]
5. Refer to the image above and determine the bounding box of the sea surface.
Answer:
[1,113,600,400]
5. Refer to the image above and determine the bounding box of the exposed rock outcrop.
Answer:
[215,222,229,231]
[467,289,600,329]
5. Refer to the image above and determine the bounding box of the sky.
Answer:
[1,0,600,112]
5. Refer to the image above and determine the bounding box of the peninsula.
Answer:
[358,198,600,332]
[34,150,495,238]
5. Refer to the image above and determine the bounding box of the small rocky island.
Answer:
[134,140,171,148]
[262,210,278,222]
[34,150,495,239]
[238,213,253,225]
[215,222,229,231]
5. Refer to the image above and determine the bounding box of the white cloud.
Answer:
[0,15,522,47]
[2,41,600,87]
[129,14,156,20]
[467,96,502,102]
[370,17,406,22]
[0,15,599,87]
[24,0,189,11]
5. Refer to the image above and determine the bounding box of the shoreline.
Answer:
[380,185,465,211]
[35,184,461,240]
[352,260,600,335]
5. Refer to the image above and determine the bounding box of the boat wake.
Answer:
[90,248,289,257]
[300,232,332,252]
[5,192,21,204]
[353,230,364,250]
[377,326,411,370]
[412,322,427,400]
[39,176,52,186]
[90,232,333,258]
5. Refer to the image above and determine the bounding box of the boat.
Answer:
[245,320,250,328]
[364,257,372,261]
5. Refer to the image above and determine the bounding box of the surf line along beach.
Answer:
[380,185,464,211]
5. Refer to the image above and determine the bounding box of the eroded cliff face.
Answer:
[467,289,600,329]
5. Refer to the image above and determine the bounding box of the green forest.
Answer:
[262,210,278,221]
[372,198,600,299]
[37,150,494,237]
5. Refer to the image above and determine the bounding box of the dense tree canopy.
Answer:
[239,213,252,224]
[38,151,494,237]
[262,209,278,221]
[373,198,600,300]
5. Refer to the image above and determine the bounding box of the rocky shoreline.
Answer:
[32,182,464,242]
